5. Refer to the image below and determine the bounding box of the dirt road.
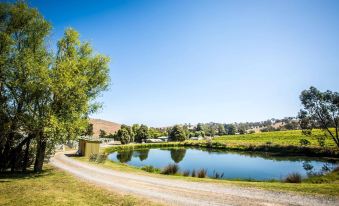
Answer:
[51,152,337,206]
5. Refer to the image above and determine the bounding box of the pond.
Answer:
[108,147,338,180]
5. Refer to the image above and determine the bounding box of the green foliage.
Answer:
[117,128,132,145]
[135,124,149,143]
[197,169,207,178]
[284,173,302,183]
[0,2,109,172]
[191,169,196,177]
[169,125,187,141]
[141,165,160,173]
[95,154,107,163]
[182,170,190,176]
[99,130,107,138]
[299,87,339,148]
[161,163,179,175]
[299,139,310,146]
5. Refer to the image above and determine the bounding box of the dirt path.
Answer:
[51,152,337,206]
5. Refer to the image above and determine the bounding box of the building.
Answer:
[78,138,101,157]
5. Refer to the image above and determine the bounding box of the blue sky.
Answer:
[24,0,339,126]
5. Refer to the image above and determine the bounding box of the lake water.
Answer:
[108,147,338,180]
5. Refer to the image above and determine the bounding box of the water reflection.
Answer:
[170,148,187,163]
[110,148,338,180]
[117,150,133,163]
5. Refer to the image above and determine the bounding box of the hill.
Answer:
[89,118,121,137]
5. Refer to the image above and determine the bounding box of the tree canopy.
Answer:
[0,2,110,172]
[298,87,339,148]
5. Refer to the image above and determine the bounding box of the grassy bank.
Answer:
[73,156,339,196]
[104,129,339,157]
[0,166,159,206]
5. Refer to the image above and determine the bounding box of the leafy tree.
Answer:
[85,124,94,136]
[298,87,339,148]
[169,125,186,141]
[226,124,236,135]
[217,124,226,135]
[135,124,149,143]
[0,2,109,172]
[99,130,107,138]
[117,128,131,144]
[121,124,134,142]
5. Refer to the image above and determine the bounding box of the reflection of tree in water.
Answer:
[170,148,187,163]
[302,161,336,176]
[138,149,149,161]
[117,150,133,163]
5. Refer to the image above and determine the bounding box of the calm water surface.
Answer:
[108,147,338,180]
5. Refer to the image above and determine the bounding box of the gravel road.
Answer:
[51,152,338,206]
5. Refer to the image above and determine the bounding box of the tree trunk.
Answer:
[22,138,31,172]
[34,139,46,172]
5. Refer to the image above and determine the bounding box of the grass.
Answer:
[213,129,336,147]
[104,130,339,157]
[0,165,160,206]
[72,156,339,196]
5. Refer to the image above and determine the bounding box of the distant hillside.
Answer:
[89,119,121,138]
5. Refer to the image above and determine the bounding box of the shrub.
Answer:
[161,163,179,175]
[284,172,302,183]
[197,169,207,178]
[191,169,196,177]
[317,136,326,147]
[212,170,224,179]
[182,170,190,176]
[299,139,310,146]
[141,165,160,173]
[95,154,107,163]
[89,154,98,162]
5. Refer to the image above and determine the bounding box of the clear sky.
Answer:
[22,0,339,126]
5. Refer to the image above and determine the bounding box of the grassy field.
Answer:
[104,130,339,157]
[213,129,336,147]
[0,166,159,206]
[73,156,339,196]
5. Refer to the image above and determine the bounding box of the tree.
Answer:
[99,130,107,138]
[169,125,186,141]
[226,124,236,135]
[117,128,131,144]
[217,124,226,135]
[0,2,110,172]
[135,124,149,143]
[298,87,339,148]
[85,124,94,136]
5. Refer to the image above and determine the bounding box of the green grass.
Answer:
[104,130,339,157]
[214,129,336,147]
[73,156,339,196]
[0,166,160,206]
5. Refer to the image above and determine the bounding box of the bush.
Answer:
[95,154,107,163]
[161,163,179,175]
[182,170,190,176]
[141,165,160,173]
[191,169,196,177]
[89,154,98,162]
[317,136,326,147]
[299,139,310,146]
[284,172,302,183]
[197,169,207,178]
[212,170,224,179]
